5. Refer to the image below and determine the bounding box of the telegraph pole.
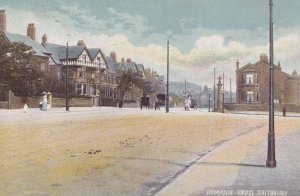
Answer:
[266,0,276,168]
[185,78,187,96]
[199,85,202,108]
[65,42,69,111]
[230,77,232,103]
[222,72,225,112]
[166,40,169,113]
[213,67,216,109]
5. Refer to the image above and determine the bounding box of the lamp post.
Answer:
[166,39,169,113]
[222,72,225,113]
[208,88,211,112]
[266,0,276,168]
[98,64,106,107]
[199,85,202,109]
[65,42,69,111]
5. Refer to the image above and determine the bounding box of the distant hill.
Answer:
[169,81,203,94]
[169,81,236,105]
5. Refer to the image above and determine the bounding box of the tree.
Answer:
[117,71,145,107]
[0,38,44,97]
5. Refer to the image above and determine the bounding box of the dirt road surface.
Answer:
[0,107,299,195]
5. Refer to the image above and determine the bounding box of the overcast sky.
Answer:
[1,0,300,90]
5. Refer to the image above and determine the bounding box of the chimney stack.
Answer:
[110,51,117,62]
[126,58,131,63]
[121,57,125,65]
[0,10,7,31]
[236,59,239,70]
[27,23,36,40]
[77,40,86,46]
[260,54,268,63]
[42,34,47,45]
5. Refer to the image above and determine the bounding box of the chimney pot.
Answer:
[42,34,47,45]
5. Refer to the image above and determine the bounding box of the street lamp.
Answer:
[208,88,211,112]
[266,0,276,168]
[98,63,106,107]
[65,42,69,111]
[166,39,169,113]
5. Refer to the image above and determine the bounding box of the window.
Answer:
[247,91,254,103]
[77,84,87,95]
[77,84,82,94]
[92,72,95,78]
[78,68,86,78]
[95,57,101,64]
[246,74,254,84]
[82,84,87,95]
[93,87,97,95]
[82,54,87,63]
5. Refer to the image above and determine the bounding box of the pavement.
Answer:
[157,125,300,196]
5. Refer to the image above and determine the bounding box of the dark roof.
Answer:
[124,62,137,72]
[105,56,121,73]
[43,43,87,61]
[43,43,64,64]
[88,48,101,59]
[136,64,144,73]
[4,32,49,57]
[60,46,86,60]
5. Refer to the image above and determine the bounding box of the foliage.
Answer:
[117,71,145,99]
[170,92,184,105]
[0,39,45,97]
[0,38,73,97]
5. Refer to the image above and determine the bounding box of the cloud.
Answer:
[106,7,150,35]
[2,5,300,91]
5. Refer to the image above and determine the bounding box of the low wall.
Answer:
[2,96,94,109]
[224,103,300,113]
[52,98,92,107]
[224,103,268,112]
[9,96,40,109]
[122,100,139,108]
[0,101,8,109]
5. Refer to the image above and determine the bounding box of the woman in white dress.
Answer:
[41,95,47,111]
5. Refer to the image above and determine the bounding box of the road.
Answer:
[0,107,299,195]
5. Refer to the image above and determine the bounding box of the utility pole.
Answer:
[65,42,69,111]
[266,0,276,168]
[199,85,202,108]
[222,72,224,112]
[213,67,216,109]
[230,77,232,103]
[166,40,169,113]
[185,78,186,96]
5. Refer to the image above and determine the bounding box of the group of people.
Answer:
[23,95,48,112]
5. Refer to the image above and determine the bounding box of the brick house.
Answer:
[236,54,300,104]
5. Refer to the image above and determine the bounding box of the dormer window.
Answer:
[82,54,87,63]
[95,57,101,64]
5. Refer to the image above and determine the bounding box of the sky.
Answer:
[1,0,300,90]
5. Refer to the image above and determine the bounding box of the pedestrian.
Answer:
[41,95,48,111]
[23,103,28,113]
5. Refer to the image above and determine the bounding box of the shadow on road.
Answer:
[197,161,266,168]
